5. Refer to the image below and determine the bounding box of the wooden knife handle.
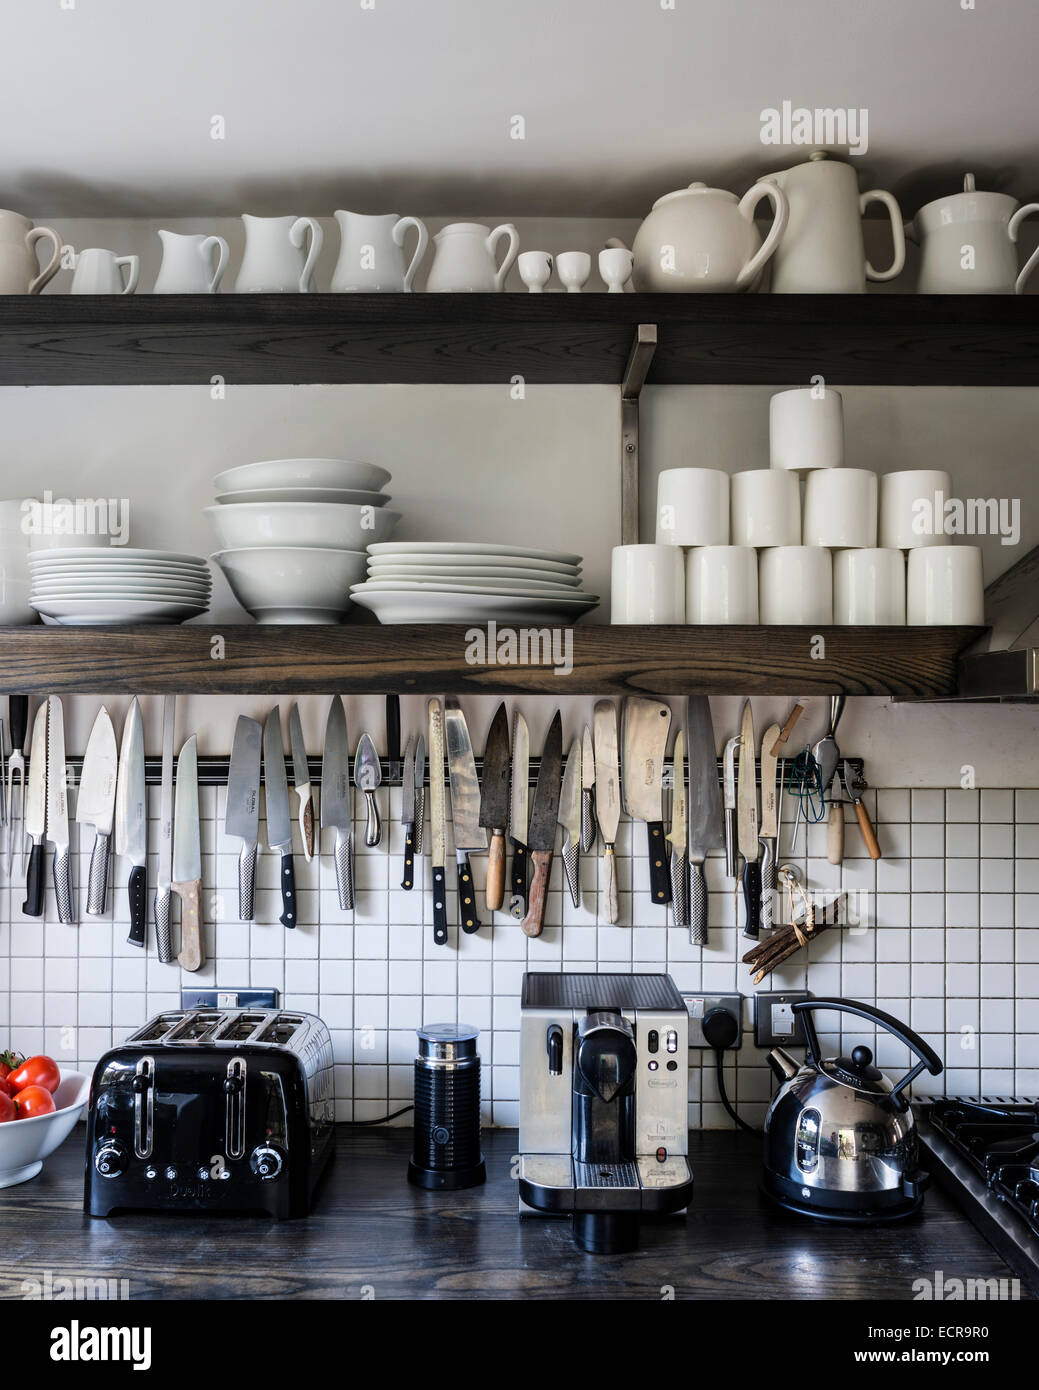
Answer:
[456,853,482,933]
[126,864,147,947]
[301,796,314,861]
[647,822,671,906]
[602,845,619,925]
[432,864,448,946]
[521,848,552,937]
[22,840,44,917]
[401,822,416,890]
[509,835,528,918]
[173,878,203,972]
[486,828,506,912]
[827,803,845,865]
[854,799,882,860]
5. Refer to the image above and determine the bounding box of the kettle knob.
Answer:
[851,1045,873,1068]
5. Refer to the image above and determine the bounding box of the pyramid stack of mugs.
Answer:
[611,388,985,627]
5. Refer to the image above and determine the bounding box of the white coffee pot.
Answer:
[331,211,428,292]
[154,230,230,293]
[235,214,323,293]
[70,248,140,295]
[425,222,519,292]
[907,174,1039,294]
[0,209,62,294]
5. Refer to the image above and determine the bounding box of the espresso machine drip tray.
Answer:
[520,1154,693,1213]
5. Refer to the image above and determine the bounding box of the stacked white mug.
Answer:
[880,469,984,624]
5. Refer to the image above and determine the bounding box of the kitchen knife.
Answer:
[114,697,148,948]
[622,696,673,908]
[759,723,781,933]
[22,701,47,918]
[737,701,762,941]
[6,695,28,877]
[321,696,354,912]
[479,701,510,913]
[813,694,846,865]
[47,696,74,925]
[400,735,417,889]
[666,728,689,927]
[580,723,596,854]
[723,733,739,880]
[77,705,118,917]
[226,714,261,921]
[521,710,563,938]
[412,734,426,856]
[508,711,530,918]
[445,699,487,934]
[593,700,621,925]
[263,708,297,929]
[354,732,383,847]
[686,695,725,948]
[288,702,314,862]
[154,695,176,962]
[386,694,401,785]
[172,734,203,972]
[428,698,448,946]
[558,734,582,910]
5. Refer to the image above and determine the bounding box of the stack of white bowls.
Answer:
[0,499,35,624]
[207,458,400,623]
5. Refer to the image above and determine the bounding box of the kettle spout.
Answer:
[768,1047,800,1083]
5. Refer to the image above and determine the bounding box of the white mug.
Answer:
[656,468,729,547]
[70,248,140,295]
[833,548,906,625]
[770,387,844,473]
[879,469,954,549]
[611,544,685,624]
[759,547,833,624]
[154,230,229,293]
[686,546,758,624]
[803,468,878,548]
[731,469,801,548]
[907,546,984,625]
[517,251,553,292]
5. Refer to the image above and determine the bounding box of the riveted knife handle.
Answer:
[363,788,381,847]
[690,858,708,947]
[760,837,776,933]
[173,878,203,972]
[86,830,111,916]
[647,822,671,906]
[724,807,738,879]
[22,840,44,917]
[486,828,506,912]
[154,885,173,963]
[521,848,552,937]
[238,840,257,921]
[669,849,689,927]
[741,857,762,940]
[299,795,314,862]
[561,833,580,910]
[9,696,28,754]
[827,803,845,866]
[457,852,481,933]
[580,789,596,854]
[126,864,147,947]
[53,845,75,924]
[509,836,528,918]
[334,829,354,912]
[602,845,619,926]
[279,852,297,929]
[401,822,416,890]
[432,864,448,946]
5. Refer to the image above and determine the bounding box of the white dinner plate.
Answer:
[214,457,392,495]
[349,588,599,624]
[31,580,212,597]
[358,578,597,597]
[28,547,209,566]
[365,562,582,585]
[367,541,582,566]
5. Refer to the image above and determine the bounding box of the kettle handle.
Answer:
[735,180,788,289]
[1008,202,1039,294]
[860,190,906,282]
[792,997,943,1101]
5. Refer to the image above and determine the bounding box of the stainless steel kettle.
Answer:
[763,998,943,1222]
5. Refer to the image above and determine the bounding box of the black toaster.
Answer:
[84,1008,335,1219]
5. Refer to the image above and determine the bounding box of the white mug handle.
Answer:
[861,189,906,282]
[735,181,788,289]
[202,235,230,292]
[290,216,324,292]
[26,226,63,294]
[487,223,520,291]
[1009,202,1039,295]
[393,217,429,293]
[116,255,140,295]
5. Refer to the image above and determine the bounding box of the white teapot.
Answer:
[907,173,1039,294]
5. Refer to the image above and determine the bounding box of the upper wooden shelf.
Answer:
[2,294,1036,387]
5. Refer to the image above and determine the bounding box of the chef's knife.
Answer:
[622,696,673,908]
[77,705,118,917]
[226,714,261,921]
[386,694,401,786]
[6,695,28,877]
[445,699,487,934]
[479,702,510,913]
[428,698,448,946]
[723,733,739,880]
[521,711,563,938]
[172,734,203,972]
[558,734,582,910]
[737,701,762,940]
[508,711,530,918]
[686,695,724,948]
[666,728,689,927]
[114,697,148,947]
[154,695,176,962]
[593,700,621,925]
[47,696,74,925]
[759,722,781,933]
[354,732,383,848]
[264,707,297,929]
[400,735,417,890]
[288,702,314,862]
[580,723,596,854]
[22,701,47,918]
[321,696,354,912]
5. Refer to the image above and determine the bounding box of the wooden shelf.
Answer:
[2,294,1036,387]
[0,624,983,697]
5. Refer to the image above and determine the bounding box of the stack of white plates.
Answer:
[29,549,211,625]
[351,542,600,624]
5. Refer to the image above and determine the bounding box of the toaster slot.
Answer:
[254,1013,306,1046]
[225,1057,247,1159]
[168,1011,224,1043]
[128,1013,185,1044]
[132,1056,155,1159]
[215,1011,270,1042]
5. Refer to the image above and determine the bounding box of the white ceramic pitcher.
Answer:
[331,211,429,292]
[907,174,1039,294]
[235,214,323,292]
[0,209,62,294]
[425,222,519,292]
[154,230,230,293]
[69,248,140,294]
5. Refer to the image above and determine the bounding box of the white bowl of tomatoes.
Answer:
[0,1053,89,1188]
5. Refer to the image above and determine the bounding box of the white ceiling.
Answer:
[3,0,1038,220]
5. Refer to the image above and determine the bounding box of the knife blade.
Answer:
[288,702,314,862]
[558,733,582,910]
[6,695,28,877]
[759,722,781,933]
[723,733,740,880]
[479,702,510,914]
[21,701,47,918]
[77,705,118,917]
[386,694,401,786]
[320,696,354,912]
[412,734,426,857]
[521,711,562,938]
[264,707,297,929]
[400,735,416,890]
[508,711,530,919]
[115,697,147,947]
[172,734,202,971]
[428,698,448,946]
[579,723,596,853]
[354,731,383,848]
[686,696,724,947]
[154,695,176,962]
[666,728,689,927]
[46,696,74,925]
[445,700,487,934]
[737,701,762,940]
[593,700,621,925]
[226,714,261,921]
[622,696,673,909]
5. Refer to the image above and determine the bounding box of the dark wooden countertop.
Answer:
[0,1127,1028,1301]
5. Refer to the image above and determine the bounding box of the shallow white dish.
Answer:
[368,541,582,565]
[30,597,208,624]
[366,562,582,585]
[214,457,392,495]
[205,501,401,551]
[215,487,390,508]
[212,545,368,622]
[359,577,597,597]
[32,582,211,598]
[29,547,209,566]
[0,1071,90,1188]
[350,588,599,624]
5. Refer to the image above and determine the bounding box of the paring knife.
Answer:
[264,707,297,929]
[479,702,510,913]
[22,701,47,918]
[622,696,673,908]
[558,734,582,910]
[759,723,781,932]
[400,734,425,890]
[580,723,596,854]
[47,696,74,925]
[737,701,762,941]
[114,697,148,948]
[288,702,314,862]
[593,700,621,925]
[386,694,401,786]
[686,695,725,948]
[508,711,530,919]
[428,699,448,946]
[6,695,28,877]
[321,696,354,912]
[444,699,487,934]
[154,695,176,962]
[723,733,740,880]
[226,714,261,921]
[521,711,563,938]
[172,734,202,972]
[354,732,383,847]
[666,728,689,927]
[77,705,118,917]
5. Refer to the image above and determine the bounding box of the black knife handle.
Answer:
[509,836,528,919]
[401,822,415,890]
[126,864,147,947]
[9,695,28,753]
[647,822,671,906]
[741,857,762,940]
[432,864,448,946]
[22,841,43,917]
[457,853,482,933]
[279,852,297,929]
[386,694,400,780]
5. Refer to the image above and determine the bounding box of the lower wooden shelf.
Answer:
[0,624,984,696]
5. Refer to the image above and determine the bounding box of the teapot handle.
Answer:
[860,190,906,282]
[1008,202,1039,294]
[792,997,943,1103]
[735,181,788,290]
[290,216,324,293]
[25,226,63,295]
[392,216,429,293]
[201,235,230,293]
[487,223,520,291]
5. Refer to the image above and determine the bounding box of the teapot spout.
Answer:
[768,1047,800,1083]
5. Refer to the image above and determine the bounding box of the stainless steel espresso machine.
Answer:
[518,972,694,1253]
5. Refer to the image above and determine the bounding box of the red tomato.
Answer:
[0,1077,11,1099]
[0,1050,23,1081]
[8,1055,60,1095]
[13,1085,55,1119]
[0,1092,15,1123]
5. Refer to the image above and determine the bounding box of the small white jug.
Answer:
[331,211,428,292]
[154,230,230,293]
[70,248,140,295]
[235,215,323,293]
[425,222,519,292]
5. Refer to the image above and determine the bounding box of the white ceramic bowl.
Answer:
[214,457,392,494]
[215,487,390,508]
[0,1070,90,1188]
[212,546,368,622]
[205,502,401,551]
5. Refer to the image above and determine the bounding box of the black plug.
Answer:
[703,1006,739,1052]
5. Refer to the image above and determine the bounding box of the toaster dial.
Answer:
[249,1144,284,1181]
[94,1141,128,1179]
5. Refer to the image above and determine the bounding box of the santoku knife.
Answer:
[47,696,74,925]
[154,695,176,962]
[22,701,47,918]
[521,711,562,938]
[264,707,297,929]
[172,734,202,971]
[580,723,596,853]
[321,696,354,912]
[558,733,582,910]
[593,700,621,925]
[759,723,781,933]
[737,701,762,940]
[445,699,487,934]
[354,731,383,847]
[508,711,530,918]
[114,697,148,947]
[622,696,673,908]
[666,728,689,927]
[77,705,118,917]
[288,702,314,861]
[428,698,448,946]
[686,695,725,947]
[479,702,510,913]
[226,714,261,921]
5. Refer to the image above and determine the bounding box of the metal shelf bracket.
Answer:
[620,323,658,546]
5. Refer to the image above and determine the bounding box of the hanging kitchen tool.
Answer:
[812,695,846,866]
[737,702,761,940]
[6,695,28,877]
[321,696,354,913]
[386,693,401,785]
[114,697,147,948]
[723,733,739,879]
[593,700,621,925]
[22,701,47,918]
[264,707,298,929]
[509,711,530,919]
[428,698,448,947]
[666,728,689,927]
[580,724,596,853]
[558,733,582,910]
[154,695,176,962]
[521,711,563,938]
[622,696,673,908]
[47,696,74,926]
[288,702,314,861]
[354,731,383,848]
[759,723,780,933]
[480,701,510,913]
[77,705,118,917]
[686,695,724,947]
[172,734,202,972]
[226,714,262,921]
[842,759,881,860]
[445,699,487,934]
[400,735,418,890]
